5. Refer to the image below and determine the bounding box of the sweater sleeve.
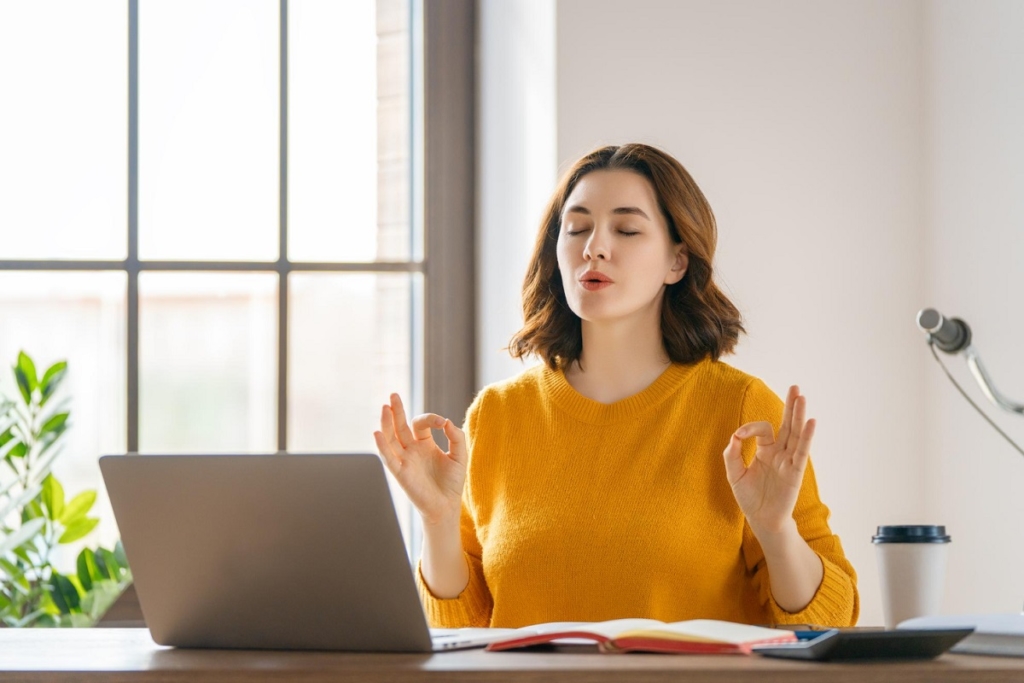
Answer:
[414,391,495,627]
[738,379,860,627]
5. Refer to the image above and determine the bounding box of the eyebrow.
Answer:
[564,205,651,220]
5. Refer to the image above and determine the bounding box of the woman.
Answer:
[374,143,858,629]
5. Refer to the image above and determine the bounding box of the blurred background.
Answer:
[2,0,1023,628]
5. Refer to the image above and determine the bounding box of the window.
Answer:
[0,0,475,565]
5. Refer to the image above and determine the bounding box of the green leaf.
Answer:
[58,517,99,544]
[39,361,68,406]
[79,578,126,623]
[41,474,65,521]
[13,575,32,595]
[38,587,60,615]
[93,549,110,580]
[15,351,39,403]
[104,547,124,574]
[0,557,22,580]
[0,557,31,595]
[76,548,98,592]
[95,547,123,580]
[113,539,128,567]
[64,612,94,627]
[38,411,70,455]
[14,608,54,627]
[48,573,81,614]
[22,499,43,521]
[6,441,27,460]
[59,490,96,525]
[13,370,31,406]
[40,411,69,436]
[67,573,85,595]
[18,351,38,386]
[12,546,33,566]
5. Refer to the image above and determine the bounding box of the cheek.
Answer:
[658,243,682,273]
[555,239,574,272]
[555,241,578,297]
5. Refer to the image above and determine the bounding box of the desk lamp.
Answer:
[916,308,1024,629]
[917,308,1024,457]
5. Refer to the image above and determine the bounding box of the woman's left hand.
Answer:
[723,385,815,536]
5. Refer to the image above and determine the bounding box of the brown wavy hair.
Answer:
[508,143,744,370]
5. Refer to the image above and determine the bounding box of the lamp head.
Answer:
[917,308,971,354]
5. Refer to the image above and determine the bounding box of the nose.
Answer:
[583,230,609,261]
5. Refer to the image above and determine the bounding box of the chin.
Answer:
[571,306,628,323]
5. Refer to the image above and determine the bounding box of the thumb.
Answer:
[722,433,747,485]
[443,419,468,466]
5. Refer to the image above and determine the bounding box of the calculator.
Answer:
[751,628,974,661]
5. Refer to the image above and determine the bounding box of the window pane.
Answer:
[0,272,126,569]
[288,273,416,449]
[289,0,412,262]
[0,1,127,260]
[139,273,277,452]
[289,272,418,539]
[139,0,279,261]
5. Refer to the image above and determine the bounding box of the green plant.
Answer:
[0,351,131,627]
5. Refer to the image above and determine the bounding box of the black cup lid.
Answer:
[872,525,950,543]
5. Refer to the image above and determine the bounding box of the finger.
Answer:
[389,393,416,449]
[722,433,747,484]
[787,394,807,453]
[373,429,402,475]
[789,418,816,471]
[776,385,798,450]
[411,413,446,441]
[444,419,468,467]
[735,421,776,449]
[380,404,406,454]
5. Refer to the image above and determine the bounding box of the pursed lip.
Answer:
[579,270,613,283]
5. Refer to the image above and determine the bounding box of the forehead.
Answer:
[562,169,659,215]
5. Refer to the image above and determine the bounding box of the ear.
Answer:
[664,246,688,285]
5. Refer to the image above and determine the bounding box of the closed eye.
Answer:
[564,227,639,236]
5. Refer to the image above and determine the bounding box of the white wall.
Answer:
[924,1,1024,615]
[478,0,1024,626]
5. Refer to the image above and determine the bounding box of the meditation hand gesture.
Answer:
[722,386,815,536]
[373,393,467,528]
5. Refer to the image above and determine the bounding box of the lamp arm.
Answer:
[963,345,1024,415]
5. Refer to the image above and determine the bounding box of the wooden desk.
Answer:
[2,628,1023,683]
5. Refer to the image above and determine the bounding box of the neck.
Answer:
[565,304,671,404]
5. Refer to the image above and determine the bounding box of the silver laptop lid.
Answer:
[99,453,432,652]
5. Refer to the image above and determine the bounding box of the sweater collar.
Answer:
[540,357,707,424]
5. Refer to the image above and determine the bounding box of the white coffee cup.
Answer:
[872,525,951,629]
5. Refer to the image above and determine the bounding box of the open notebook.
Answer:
[483,618,797,654]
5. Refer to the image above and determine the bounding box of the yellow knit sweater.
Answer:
[416,357,859,628]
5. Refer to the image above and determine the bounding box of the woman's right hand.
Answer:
[373,393,468,528]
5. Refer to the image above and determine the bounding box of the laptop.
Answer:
[99,453,510,652]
